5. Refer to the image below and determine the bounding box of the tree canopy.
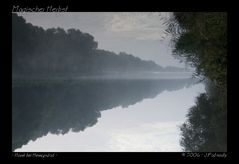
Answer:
[12,13,185,78]
[167,12,227,152]
[169,12,227,90]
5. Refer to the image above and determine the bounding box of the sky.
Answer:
[15,83,205,152]
[16,12,186,68]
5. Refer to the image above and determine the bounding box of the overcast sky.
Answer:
[16,12,185,68]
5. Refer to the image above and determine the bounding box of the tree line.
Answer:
[167,12,227,152]
[12,13,186,78]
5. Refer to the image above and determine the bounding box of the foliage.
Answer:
[180,89,227,152]
[12,13,166,77]
[168,12,227,89]
[167,12,227,152]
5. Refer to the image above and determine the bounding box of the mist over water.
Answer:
[12,77,204,152]
[12,13,210,152]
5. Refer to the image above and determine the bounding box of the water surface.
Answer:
[12,78,205,152]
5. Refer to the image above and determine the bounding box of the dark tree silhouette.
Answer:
[180,90,227,152]
[12,13,185,79]
[12,78,195,151]
[167,12,227,152]
[168,12,227,89]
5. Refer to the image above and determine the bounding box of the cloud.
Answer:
[109,121,182,152]
[104,12,172,41]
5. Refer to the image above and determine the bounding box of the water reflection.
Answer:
[12,78,197,151]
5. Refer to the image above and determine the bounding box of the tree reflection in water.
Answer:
[12,78,196,151]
